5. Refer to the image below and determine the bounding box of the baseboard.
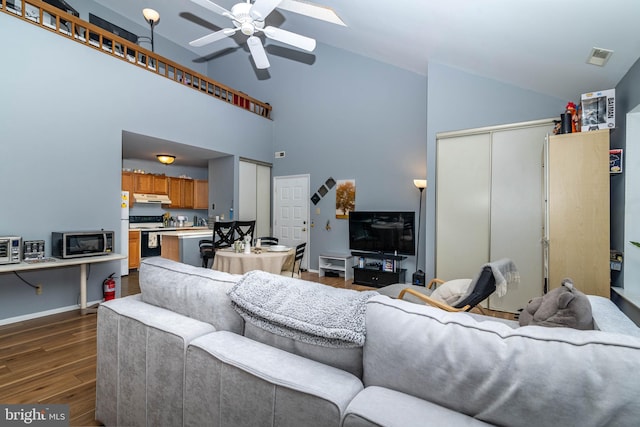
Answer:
[0,299,102,326]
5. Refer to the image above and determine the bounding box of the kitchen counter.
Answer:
[160,229,213,267]
[159,229,212,239]
[130,226,210,232]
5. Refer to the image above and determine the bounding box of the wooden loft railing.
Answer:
[0,0,272,119]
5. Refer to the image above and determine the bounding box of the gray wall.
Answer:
[209,43,428,273]
[611,56,640,287]
[210,45,566,278]
[424,63,566,279]
[0,12,272,322]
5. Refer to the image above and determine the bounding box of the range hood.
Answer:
[134,193,172,204]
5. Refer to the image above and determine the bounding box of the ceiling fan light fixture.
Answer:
[156,154,176,165]
[241,21,255,35]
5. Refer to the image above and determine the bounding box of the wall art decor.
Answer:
[335,179,356,219]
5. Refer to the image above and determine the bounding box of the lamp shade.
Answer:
[142,8,160,24]
[413,179,427,190]
[156,154,175,165]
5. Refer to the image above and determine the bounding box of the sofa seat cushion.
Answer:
[343,386,492,427]
[363,295,640,427]
[139,256,244,333]
[185,331,363,427]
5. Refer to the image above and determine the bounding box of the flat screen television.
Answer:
[349,211,415,255]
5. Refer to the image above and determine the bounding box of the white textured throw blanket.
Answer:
[228,270,379,348]
[484,258,520,298]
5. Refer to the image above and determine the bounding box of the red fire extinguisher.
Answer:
[103,273,116,301]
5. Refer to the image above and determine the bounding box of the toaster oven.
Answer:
[0,236,22,264]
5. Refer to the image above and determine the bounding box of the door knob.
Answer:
[302,227,307,232]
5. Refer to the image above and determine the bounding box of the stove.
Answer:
[129,216,165,258]
[129,215,164,229]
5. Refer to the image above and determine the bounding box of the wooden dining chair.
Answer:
[199,221,235,268]
[234,220,256,242]
[289,242,306,278]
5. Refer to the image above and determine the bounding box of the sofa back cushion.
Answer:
[139,257,244,334]
[363,295,640,427]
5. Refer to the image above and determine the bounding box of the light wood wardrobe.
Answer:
[546,129,610,297]
[436,122,609,313]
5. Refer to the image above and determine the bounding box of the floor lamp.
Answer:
[142,8,160,52]
[413,179,427,285]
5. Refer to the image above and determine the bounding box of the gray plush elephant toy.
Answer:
[519,278,594,330]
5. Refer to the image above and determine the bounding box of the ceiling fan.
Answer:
[189,0,345,69]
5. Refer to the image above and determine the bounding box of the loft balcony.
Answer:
[1,0,272,119]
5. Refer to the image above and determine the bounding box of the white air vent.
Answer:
[275,151,286,158]
[587,47,613,67]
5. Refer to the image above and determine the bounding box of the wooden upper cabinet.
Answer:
[194,180,209,210]
[168,177,182,208]
[183,179,195,209]
[122,172,134,194]
[124,172,168,195]
[134,174,154,193]
[122,172,206,209]
[153,175,168,195]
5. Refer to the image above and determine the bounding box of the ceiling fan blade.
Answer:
[249,0,283,21]
[277,0,346,26]
[190,0,233,19]
[247,36,270,69]
[189,28,237,47]
[263,26,316,52]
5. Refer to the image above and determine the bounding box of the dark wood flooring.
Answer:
[0,269,515,426]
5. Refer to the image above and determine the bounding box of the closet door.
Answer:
[488,125,550,312]
[238,160,272,239]
[436,133,491,280]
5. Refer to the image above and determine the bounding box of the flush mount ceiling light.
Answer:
[156,154,175,165]
[586,47,613,67]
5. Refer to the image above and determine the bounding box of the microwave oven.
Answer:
[0,236,22,265]
[51,231,115,259]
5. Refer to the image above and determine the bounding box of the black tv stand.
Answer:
[351,251,406,288]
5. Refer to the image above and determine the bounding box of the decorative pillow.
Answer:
[429,279,472,305]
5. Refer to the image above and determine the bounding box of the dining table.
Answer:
[212,247,295,275]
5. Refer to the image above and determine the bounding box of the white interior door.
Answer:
[274,175,310,270]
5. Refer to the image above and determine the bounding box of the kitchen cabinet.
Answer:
[128,229,141,270]
[194,179,209,210]
[122,172,169,195]
[134,174,168,195]
[168,177,195,209]
[122,172,134,194]
[153,175,168,194]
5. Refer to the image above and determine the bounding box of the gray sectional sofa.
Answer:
[95,257,640,426]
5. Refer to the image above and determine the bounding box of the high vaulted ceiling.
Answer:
[93,0,640,101]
